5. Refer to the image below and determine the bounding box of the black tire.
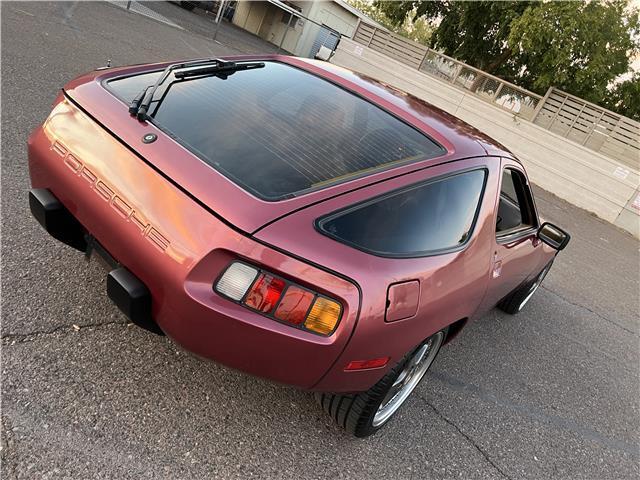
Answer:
[498,260,553,314]
[316,328,447,437]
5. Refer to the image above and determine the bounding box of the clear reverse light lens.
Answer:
[215,262,258,301]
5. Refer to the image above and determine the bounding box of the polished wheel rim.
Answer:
[518,264,551,311]
[372,331,444,427]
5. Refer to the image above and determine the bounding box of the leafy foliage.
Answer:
[347,0,433,44]
[374,0,640,119]
[605,74,640,121]
[508,1,638,105]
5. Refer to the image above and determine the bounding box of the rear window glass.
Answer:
[106,61,445,200]
[318,169,486,257]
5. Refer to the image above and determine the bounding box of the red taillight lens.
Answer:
[214,261,343,336]
[274,286,314,325]
[244,274,286,313]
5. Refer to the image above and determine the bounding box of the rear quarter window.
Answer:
[317,169,487,257]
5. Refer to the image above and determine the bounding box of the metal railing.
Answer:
[419,50,542,121]
[354,23,541,120]
[354,22,427,69]
[533,88,639,170]
[352,22,639,169]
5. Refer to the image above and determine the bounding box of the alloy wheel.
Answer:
[372,331,444,427]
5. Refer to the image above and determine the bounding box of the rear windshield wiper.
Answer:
[129,58,265,121]
[174,61,264,80]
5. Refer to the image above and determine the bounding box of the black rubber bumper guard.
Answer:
[29,188,163,335]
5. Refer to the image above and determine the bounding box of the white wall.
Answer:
[232,1,359,57]
[296,1,359,57]
[331,38,640,238]
[232,1,269,34]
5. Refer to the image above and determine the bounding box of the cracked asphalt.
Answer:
[1,2,639,479]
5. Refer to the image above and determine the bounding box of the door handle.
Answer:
[492,251,502,279]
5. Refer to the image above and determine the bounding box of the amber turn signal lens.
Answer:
[304,297,342,335]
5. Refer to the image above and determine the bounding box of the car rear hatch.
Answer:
[62,55,478,235]
[28,92,362,389]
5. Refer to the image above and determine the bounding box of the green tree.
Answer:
[375,0,640,118]
[347,0,433,44]
[509,1,638,105]
[375,1,531,75]
[605,74,640,121]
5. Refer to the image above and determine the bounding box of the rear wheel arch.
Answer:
[316,326,448,436]
[443,317,468,345]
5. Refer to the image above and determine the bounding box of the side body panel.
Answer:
[478,158,555,313]
[256,157,500,392]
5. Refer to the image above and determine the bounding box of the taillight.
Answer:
[244,274,285,312]
[274,286,314,325]
[305,297,342,335]
[215,262,259,301]
[214,261,343,336]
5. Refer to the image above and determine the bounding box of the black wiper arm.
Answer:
[129,58,243,120]
[128,86,151,115]
[173,60,265,80]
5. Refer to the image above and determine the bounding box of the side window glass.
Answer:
[496,168,536,235]
[318,169,487,257]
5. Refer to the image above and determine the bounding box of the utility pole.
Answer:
[213,0,226,41]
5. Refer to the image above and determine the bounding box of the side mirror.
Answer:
[538,222,570,251]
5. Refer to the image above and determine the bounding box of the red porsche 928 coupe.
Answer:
[28,56,569,436]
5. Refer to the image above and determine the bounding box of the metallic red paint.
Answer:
[28,56,555,392]
[386,281,420,323]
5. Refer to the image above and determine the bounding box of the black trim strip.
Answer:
[496,227,538,244]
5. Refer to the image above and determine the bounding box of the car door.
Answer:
[480,159,542,311]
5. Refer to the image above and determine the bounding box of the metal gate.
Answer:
[309,26,340,59]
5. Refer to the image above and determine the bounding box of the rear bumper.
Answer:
[29,188,86,251]
[29,187,163,335]
[27,97,367,391]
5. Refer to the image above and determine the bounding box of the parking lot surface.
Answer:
[1,2,639,479]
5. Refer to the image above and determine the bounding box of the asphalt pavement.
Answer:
[1,2,639,479]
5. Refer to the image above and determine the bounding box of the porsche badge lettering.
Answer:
[53,141,170,252]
